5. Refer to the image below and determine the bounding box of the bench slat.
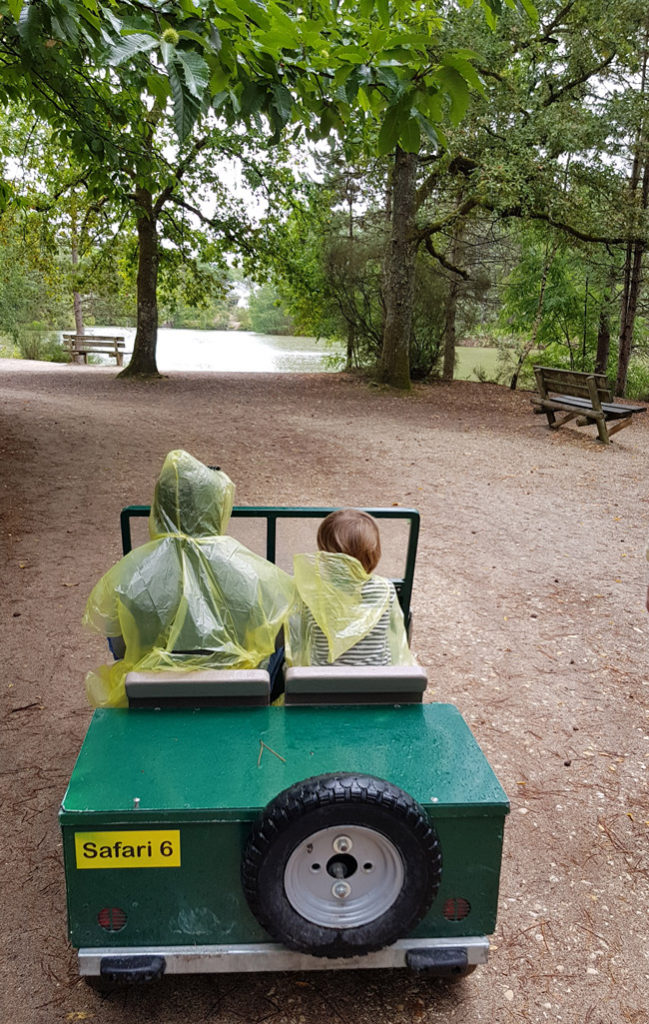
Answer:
[535,368,610,401]
[532,394,646,417]
[61,342,124,350]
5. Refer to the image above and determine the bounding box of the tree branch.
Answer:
[542,54,616,107]
[423,236,469,278]
[415,196,481,244]
[517,0,581,50]
[495,204,639,245]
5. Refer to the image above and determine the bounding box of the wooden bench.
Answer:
[531,365,646,444]
[62,334,126,366]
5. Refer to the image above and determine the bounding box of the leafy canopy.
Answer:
[0,0,537,165]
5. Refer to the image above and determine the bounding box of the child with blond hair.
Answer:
[285,508,414,667]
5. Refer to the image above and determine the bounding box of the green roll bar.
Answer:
[120,505,420,622]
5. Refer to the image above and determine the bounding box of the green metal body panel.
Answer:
[60,704,509,950]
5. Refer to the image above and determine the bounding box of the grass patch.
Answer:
[455,346,500,381]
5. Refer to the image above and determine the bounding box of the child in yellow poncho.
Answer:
[285,508,414,668]
[83,450,295,707]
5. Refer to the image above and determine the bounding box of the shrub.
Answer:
[624,357,649,401]
[16,329,69,362]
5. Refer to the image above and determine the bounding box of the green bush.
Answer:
[624,357,649,401]
[16,328,69,362]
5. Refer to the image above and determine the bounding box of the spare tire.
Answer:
[241,773,442,958]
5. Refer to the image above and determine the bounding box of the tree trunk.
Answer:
[616,233,646,396]
[379,147,418,390]
[346,321,355,371]
[616,34,649,397]
[441,221,465,381]
[71,243,85,336]
[594,307,610,375]
[119,188,160,378]
[441,275,459,381]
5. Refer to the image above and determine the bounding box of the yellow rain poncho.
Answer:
[285,552,414,667]
[83,450,295,708]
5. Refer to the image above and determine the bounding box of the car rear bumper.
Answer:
[80,935,489,979]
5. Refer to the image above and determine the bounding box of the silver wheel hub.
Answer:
[284,825,404,928]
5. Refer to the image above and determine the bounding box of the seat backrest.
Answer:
[284,665,428,706]
[125,669,270,708]
[534,365,612,402]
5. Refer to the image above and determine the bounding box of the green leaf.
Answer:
[333,45,368,63]
[436,66,471,124]
[217,0,271,31]
[168,60,202,141]
[375,66,400,92]
[376,0,390,25]
[378,103,407,156]
[160,38,175,65]
[417,114,439,150]
[209,64,231,93]
[271,82,293,126]
[178,30,210,49]
[417,89,444,122]
[442,54,485,95]
[7,0,24,20]
[357,85,372,112]
[17,1,36,43]
[263,4,300,46]
[255,29,286,55]
[518,0,539,22]
[176,50,210,99]
[77,5,100,31]
[146,73,171,107]
[368,27,388,51]
[479,0,497,29]
[399,117,420,153]
[108,33,158,66]
[384,32,433,50]
[240,81,267,116]
[333,65,354,87]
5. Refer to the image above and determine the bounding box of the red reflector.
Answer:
[442,897,471,921]
[97,907,127,931]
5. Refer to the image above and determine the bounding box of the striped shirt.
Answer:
[305,578,395,667]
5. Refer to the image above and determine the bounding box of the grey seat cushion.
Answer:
[125,669,271,707]
[284,665,427,705]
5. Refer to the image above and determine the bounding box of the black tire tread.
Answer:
[242,773,442,958]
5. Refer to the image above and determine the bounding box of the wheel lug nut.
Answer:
[333,835,352,853]
[332,881,351,899]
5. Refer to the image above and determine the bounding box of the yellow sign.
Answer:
[75,830,181,869]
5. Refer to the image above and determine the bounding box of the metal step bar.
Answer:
[80,935,489,977]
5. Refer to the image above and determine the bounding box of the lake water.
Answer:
[79,328,343,373]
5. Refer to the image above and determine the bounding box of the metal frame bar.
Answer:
[79,936,489,976]
[119,506,420,621]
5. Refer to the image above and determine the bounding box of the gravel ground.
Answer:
[1,358,648,1024]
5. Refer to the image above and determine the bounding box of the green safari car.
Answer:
[60,507,509,984]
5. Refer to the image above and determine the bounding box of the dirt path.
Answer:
[1,359,648,1024]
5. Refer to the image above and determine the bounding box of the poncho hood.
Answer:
[149,449,234,539]
[292,551,391,662]
[83,451,294,708]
